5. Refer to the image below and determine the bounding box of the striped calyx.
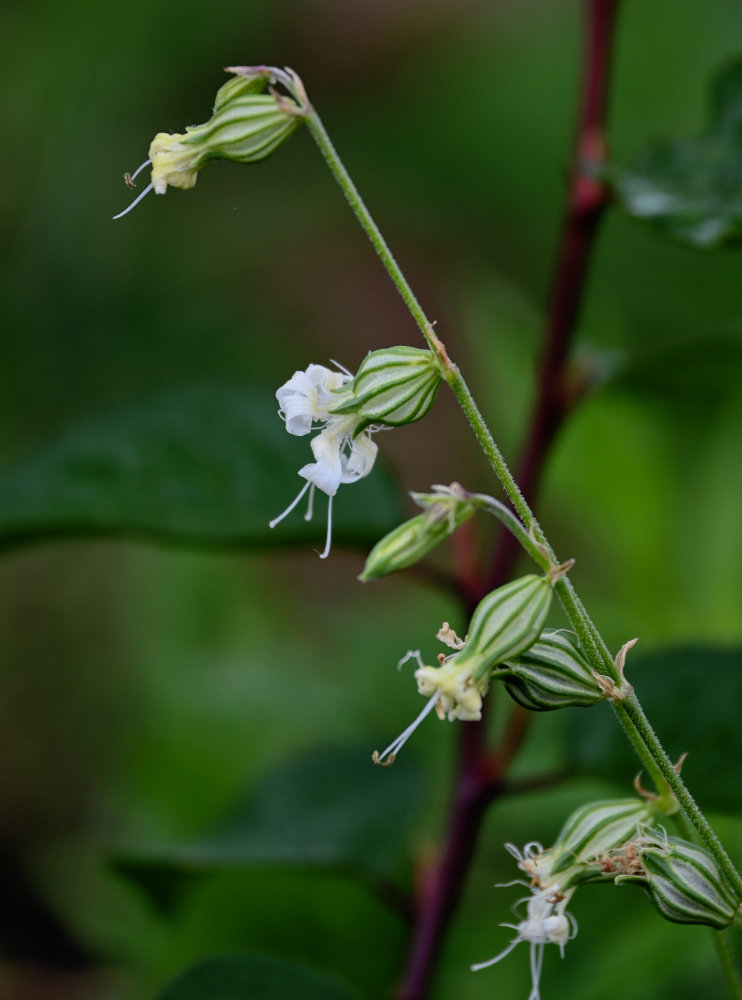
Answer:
[499,629,604,711]
[149,67,304,195]
[516,798,656,892]
[625,833,742,929]
[359,483,476,581]
[452,574,555,685]
[414,573,558,723]
[329,347,441,433]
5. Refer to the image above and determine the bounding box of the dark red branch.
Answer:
[484,0,619,595]
[394,3,621,997]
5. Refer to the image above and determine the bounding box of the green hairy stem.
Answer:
[303,104,742,908]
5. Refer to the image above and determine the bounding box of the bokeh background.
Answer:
[2,1,742,998]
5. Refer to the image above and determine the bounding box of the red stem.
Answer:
[394,3,620,997]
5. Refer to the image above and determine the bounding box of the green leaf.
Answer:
[605,57,742,248]
[614,332,742,412]
[567,646,742,811]
[113,745,424,915]
[155,954,359,1000]
[0,382,404,551]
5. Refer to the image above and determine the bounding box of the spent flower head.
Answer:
[372,570,567,765]
[114,65,307,219]
[607,827,742,929]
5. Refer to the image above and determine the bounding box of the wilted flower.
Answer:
[372,570,570,766]
[472,880,577,1000]
[114,65,306,219]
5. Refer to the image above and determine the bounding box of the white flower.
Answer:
[276,364,350,436]
[270,363,379,559]
[471,881,577,1000]
[372,625,483,767]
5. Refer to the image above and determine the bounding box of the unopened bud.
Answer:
[499,629,604,711]
[626,833,742,929]
[329,346,441,432]
[360,483,476,581]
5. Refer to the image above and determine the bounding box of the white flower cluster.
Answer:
[270,363,379,558]
[472,860,577,1000]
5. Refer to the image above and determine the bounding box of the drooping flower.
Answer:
[372,570,568,766]
[269,363,379,559]
[471,880,577,1000]
[271,349,443,560]
[114,66,307,219]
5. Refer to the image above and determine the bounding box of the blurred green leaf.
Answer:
[614,332,742,410]
[567,647,742,811]
[114,745,424,916]
[0,383,404,551]
[605,57,742,248]
[155,954,359,1000]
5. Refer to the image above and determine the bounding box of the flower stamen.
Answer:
[319,494,333,559]
[372,691,441,767]
[269,480,312,529]
[113,181,154,220]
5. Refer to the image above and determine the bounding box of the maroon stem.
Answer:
[394,3,620,997]
[486,0,618,592]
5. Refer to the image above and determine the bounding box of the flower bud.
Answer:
[627,833,742,929]
[499,629,604,711]
[328,347,441,432]
[359,483,476,581]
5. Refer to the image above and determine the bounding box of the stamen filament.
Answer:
[130,157,151,182]
[319,494,333,558]
[269,480,312,528]
[470,938,521,972]
[304,483,316,521]
[373,690,441,766]
[113,182,154,220]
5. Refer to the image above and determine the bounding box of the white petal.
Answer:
[340,432,378,484]
[276,365,351,436]
[299,427,344,496]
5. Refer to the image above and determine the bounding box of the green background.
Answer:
[2,1,742,998]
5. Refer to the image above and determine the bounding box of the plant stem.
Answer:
[303,0,742,988]
[303,110,437,354]
[713,931,742,1000]
[619,693,742,896]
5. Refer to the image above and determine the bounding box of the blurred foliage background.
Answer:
[2,1,742,998]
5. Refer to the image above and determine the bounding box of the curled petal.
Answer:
[277,364,350,436]
[340,432,378,484]
[299,426,344,495]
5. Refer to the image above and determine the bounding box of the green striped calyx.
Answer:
[527,799,657,890]
[498,629,604,711]
[149,66,305,195]
[359,483,476,581]
[617,832,742,929]
[328,347,441,433]
[451,573,555,685]
[414,573,561,721]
